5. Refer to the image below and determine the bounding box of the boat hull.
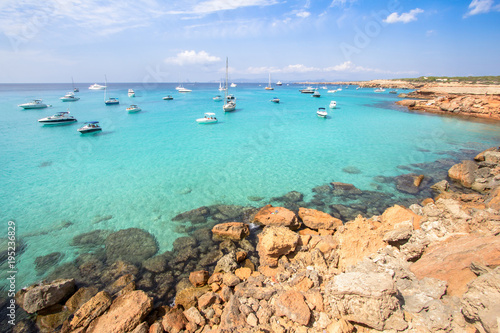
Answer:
[39,119,77,125]
[78,128,102,134]
[19,104,47,109]
[60,98,80,102]
[317,112,327,118]
[127,108,141,113]
[196,119,218,124]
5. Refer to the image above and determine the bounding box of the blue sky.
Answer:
[0,0,499,83]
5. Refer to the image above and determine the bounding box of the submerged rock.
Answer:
[35,252,63,275]
[172,206,210,223]
[342,166,362,174]
[395,173,431,194]
[71,229,110,248]
[105,228,158,265]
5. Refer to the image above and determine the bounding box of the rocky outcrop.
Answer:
[253,205,301,229]
[64,291,112,332]
[257,226,299,267]
[448,160,479,187]
[211,222,250,240]
[298,207,343,230]
[16,279,75,313]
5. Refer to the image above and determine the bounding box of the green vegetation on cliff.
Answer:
[397,76,500,84]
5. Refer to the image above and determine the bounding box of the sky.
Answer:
[0,0,499,83]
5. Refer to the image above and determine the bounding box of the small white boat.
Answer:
[327,90,336,93]
[336,88,342,92]
[126,104,141,113]
[329,101,337,109]
[374,88,386,92]
[276,80,283,86]
[105,97,119,105]
[60,92,80,102]
[77,121,102,134]
[178,87,192,93]
[230,83,237,87]
[312,90,321,98]
[317,107,327,118]
[128,89,135,97]
[163,95,173,100]
[356,87,361,90]
[321,86,328,90]
[38,111,77,125]
[175,85,183,90]
[213,95,223,101]
[196,112,218,124]
[223,101,236,112]
[89,83,106,90]
[270,97,280,103]
[300,87,315,93]
[18,99,48,109]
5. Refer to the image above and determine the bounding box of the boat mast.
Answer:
[225,57,228,101]
[104,75,107,102]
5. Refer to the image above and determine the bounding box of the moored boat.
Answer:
[265,73,274,90]
[105,97,119,105]
[300,87,315,93]
[89,83,106,90]
[276,80,283,86]
[163,95,173,100]
[126,105,141,113]
[60,92,80,102]
[213,95,223,101]
[329,101,337,109]
[77,121,102,134]
[223,57,236,112]
[374,88,386,92]
[196,112,218,124]
[270,97,280,103]
[312,90,321,98]
[128,89,135,97]
[18,99,49,109]
[38,111,77,125]
[317,107,327,118]
[178,87,192,93]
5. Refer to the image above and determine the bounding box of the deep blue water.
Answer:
[1,82,499,290]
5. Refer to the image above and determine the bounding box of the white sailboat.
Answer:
[223,58,236,112]
[265,73,274,90]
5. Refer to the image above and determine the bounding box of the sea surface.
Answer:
[1,82,499,290]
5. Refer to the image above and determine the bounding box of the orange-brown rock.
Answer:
[257,226,300,267]
[410,235,500,296]
[275,290,311,325]
[87,290,153,333]
[293,276,314,292]
[162,306,188,333]
[381,205,422,230]
[253,205,301,229]
[174,286,211,310]
[236,250,247,262]
[486,186,500,210]
[211,222,250,240]
[298,207,343,230]
[448,160,478,188]
[189,270,209,287]
[235,267,252,280]
[66,291,112,332]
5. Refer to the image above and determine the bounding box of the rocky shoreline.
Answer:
[4,147,500,333]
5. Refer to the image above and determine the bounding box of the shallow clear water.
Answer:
[1,83,499,289]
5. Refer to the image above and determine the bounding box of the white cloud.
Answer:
[296,11,311,18]
[384,8,424,24]
[325,61,418,75]
[464,0,500,17]
[329,0,357,7]
[165,50,221,65]
[171,0,278,15]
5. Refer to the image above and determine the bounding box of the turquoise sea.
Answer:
[1,82,499,291]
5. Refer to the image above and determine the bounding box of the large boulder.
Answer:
[64,291,112,332]
[275,290,311,325]
[17,279,75,313]
[462,267,500,333]
[105,228,158,265]
[253,205,301,230]
[410,235,500,296]
[86,290,153,333]
[212,222,250,240]
[448,160,478,188]
[326,272,407,331]
[257,226,300,267]
[298,207,343,230]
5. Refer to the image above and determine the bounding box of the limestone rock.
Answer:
[257,226,300,267]
[448,160,479,188]
[298,207,343,230]
[431,179,449,192]
[212,222,250,240]
[87,290,153,333]
[67,291,112,331]
[275,290,311,326]
[17,279,75,313]
[219,295,246,330]
[253,205,301,229]
[214,252,238,273]
[105,228,158,265]
[162,306,188,333]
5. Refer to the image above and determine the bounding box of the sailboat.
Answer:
[104,75,119,105]
[72,77,79,92]
[265,73,274,90]
[218,80,226,91]
[223,58,236,112]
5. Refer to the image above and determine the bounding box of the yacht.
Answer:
[77,121,102,134]
[213,95,223,101]
[317,107,327,118]
[38,111,77,125]
[126,105,141,113]
[300,87,315,93]
[329,101,337,109]
[312,90,321,98]
[89,83,106,90]
[374,88,386,92]
[18,99,49,109]
[196,112,218,124]
[276,81,283,86]
[105,97,119,105]
[178,87,192,93]
[60,92,80,102]
[265,73,274,90]
[223,57,236,112]
[128,89,135,97]
[163,95,173,100]
[270,97,280,103]
[230,83,237,88]
[327,90,337,93]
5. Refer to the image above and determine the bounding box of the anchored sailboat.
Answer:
[223,58,236,112]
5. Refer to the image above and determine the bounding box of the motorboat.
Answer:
[60,92,80,102]
[389,90,398,94]
[265,73,274,90]
[230,83,237,87]
[300,87,315,93]
[213,95,223,101]
[105,97,119,105]
[175,84,183,90]
[317,107,327,118]
[126,104,141,113]
[128,89,135,97]
[78,121,102,134]
[270,97,280,103]
[163,95,173,100]
[18,99,49,109]
[196,112,218,124]
[89,83,106,90]
[329,101,337,109]
[327,90,336,93]
[336,88,342,92]
[276,80,283,86]
[374,88,386,92]
[321,86,328,90]
[38,111,77,125]
[223,57,236,112]
[72,77,79,92]
[178,87,192,92]
[312,90,321,98]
